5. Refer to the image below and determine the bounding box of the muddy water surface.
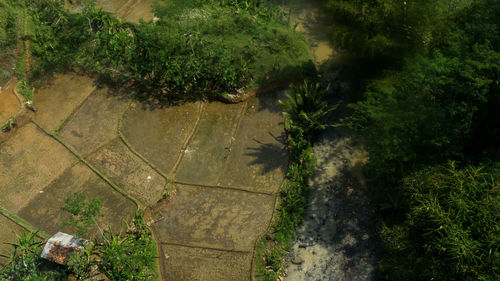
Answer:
[0,71,288,281]
[288,0,335,65]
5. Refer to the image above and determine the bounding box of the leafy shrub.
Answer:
[280,81,335,139]
[17,80,35,100]
[0,0,21,48]
[61,193,103,237]
[60,195,157,280]
[381,162,500,280]
[97,211,157,281]
[27,0,311,99]
[255,81,336,280]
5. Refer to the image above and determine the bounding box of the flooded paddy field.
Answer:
[0,71,288,280]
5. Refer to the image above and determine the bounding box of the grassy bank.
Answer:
[27,0,312,100]
[0,0,24,85]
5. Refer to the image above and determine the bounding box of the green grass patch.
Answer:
[17,80,34,101]
[0,0,25,85]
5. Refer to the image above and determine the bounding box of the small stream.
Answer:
[284,1,379,280]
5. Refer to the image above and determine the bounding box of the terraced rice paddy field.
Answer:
[0,1,294,280]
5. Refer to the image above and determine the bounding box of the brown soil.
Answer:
[94,0,130,13]
[0,123,78,213]
[33,73,96,133]
[121,101,202,175]
[160,244,253,281]
[0,214,26,266]
[18,162,137,238]
[218,91,288,193]
[0,79,21,124]
[152,184,275,252]
[60,87,131,157]
[122,0,156,23]
[87,137,166,206]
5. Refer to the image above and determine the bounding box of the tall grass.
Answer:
[380,162,500,280]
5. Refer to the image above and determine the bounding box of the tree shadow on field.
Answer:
[245,131,288,175]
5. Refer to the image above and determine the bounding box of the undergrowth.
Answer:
[0,0,24,85]
[26,0,312,100]
[254,80,333,280]
[0,194,158,281]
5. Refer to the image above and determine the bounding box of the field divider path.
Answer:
[0,206,50,239]
[160,241,251,254]
[54,87,97,134]
[169,102,206,176]
[11,80,25,110]
[250,178,286,280]
[171,180,273,196]
[216,101,249,186]
[30,120,143,209]
[0,78,24,129]
[117,100,171,182]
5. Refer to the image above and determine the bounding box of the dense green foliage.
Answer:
[381,163,499,280]
[280,81,336,138]
[0,0,24,84]
[323,0,500,279]
[66,210,157,281]
[255,81,334,280]
[26,0,311,98]
[97,211,157,281]
[0,0,21,47]
[323,0,471,58]
[61,195,157,280]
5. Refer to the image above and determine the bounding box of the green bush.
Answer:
[61,193,103,237]
[60,195,157,280]
[381,162,500,280]
[27,0,311,98]
[326,0,499,280]
[97,211,157,281]
[0,0,22,48]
